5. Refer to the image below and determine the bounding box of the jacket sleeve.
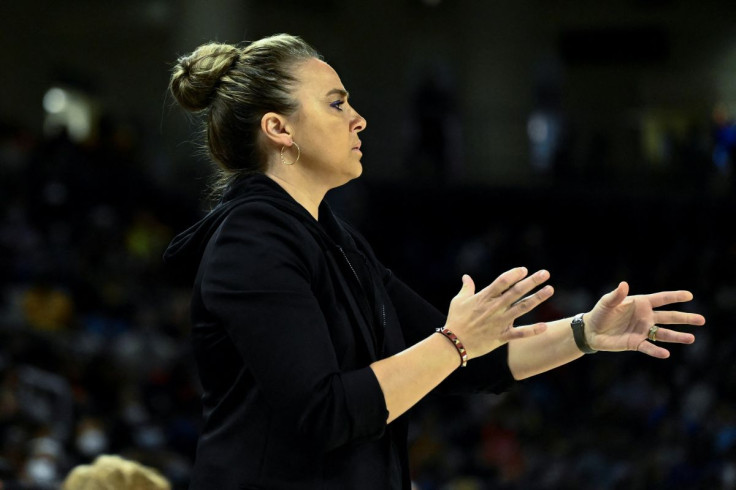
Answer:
[199,204,387,452]
[384,271,515,395]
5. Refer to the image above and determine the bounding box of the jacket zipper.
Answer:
[337,245,386,350]
[338,244,386,328]
[337,245,361,286]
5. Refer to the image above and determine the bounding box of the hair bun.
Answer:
[170,43,241,112]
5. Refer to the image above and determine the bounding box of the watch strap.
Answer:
[571,313,597,354]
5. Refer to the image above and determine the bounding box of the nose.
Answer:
[351,108,366,133]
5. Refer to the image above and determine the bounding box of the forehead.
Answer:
[293,58,344,96]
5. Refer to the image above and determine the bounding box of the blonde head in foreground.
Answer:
[62,454,171,490]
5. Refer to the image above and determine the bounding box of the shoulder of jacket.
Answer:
[222,200,306,232]
[201,201,322,277]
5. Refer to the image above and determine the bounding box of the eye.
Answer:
[330,100,345,111]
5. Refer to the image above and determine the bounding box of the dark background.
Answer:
[1,0,735,488]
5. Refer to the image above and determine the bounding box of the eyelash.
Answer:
[330,100,345,111]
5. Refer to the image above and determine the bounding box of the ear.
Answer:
[260,112,293,148]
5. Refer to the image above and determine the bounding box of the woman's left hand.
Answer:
[584,281,706,358]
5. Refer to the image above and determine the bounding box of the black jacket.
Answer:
[164,175,513,489]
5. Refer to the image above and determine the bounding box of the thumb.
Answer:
[600,281,629,308]
[457,274,476,298]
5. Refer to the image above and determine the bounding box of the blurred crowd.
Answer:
[0,109,735,489]
[0,119,199,489]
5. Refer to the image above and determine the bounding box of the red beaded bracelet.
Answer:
[435,327,468,367]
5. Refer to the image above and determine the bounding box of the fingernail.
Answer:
[536,270,548,279]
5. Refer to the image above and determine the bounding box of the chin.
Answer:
[330,167,362,189]
[344,160,363,180]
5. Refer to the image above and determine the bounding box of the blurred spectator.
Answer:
[20,433,64,488]
[21,283,75,332]
[405,63,464,183]
[713,103,736,173]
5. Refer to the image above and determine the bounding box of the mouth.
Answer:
[352,141,362,151]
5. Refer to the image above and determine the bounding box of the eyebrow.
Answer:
[325,88,349,98]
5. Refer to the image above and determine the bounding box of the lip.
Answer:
[352,141,362,150]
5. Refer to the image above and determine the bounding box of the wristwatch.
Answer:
[571,313,597,354]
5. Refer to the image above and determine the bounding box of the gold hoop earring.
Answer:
[280,142,301,165]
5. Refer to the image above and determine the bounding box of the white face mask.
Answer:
[76,428,108,457]
[25,457,57,484]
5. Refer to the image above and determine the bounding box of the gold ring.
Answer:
[648,325,659,342]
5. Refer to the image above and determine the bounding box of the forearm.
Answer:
[370,332,460,424]
[507,316,584,380]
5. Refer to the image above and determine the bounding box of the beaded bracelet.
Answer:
[435,327,468,367]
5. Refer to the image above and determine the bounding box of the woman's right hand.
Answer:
[444,267,553,360]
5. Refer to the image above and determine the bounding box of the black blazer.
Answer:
[164,175,513,489]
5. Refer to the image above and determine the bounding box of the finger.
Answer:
[652,310,706,326]
[599,281,629,309]
[506,285,554,318]
[502,269,551,306]
[636,340,670,359]
[456,274,476,299]
[646,327,695,344]
[501,322,548,342]
[645,290,694,308]
[478,267,528,298]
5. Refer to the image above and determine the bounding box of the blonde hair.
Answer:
[169,33,321,195]
[62,454,171,490]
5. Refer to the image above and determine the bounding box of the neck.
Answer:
[265,171,326,220]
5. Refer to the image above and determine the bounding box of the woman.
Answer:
[163,34,704,489]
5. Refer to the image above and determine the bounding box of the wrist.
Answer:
[571,313,597,354]
[435,327,469,367]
